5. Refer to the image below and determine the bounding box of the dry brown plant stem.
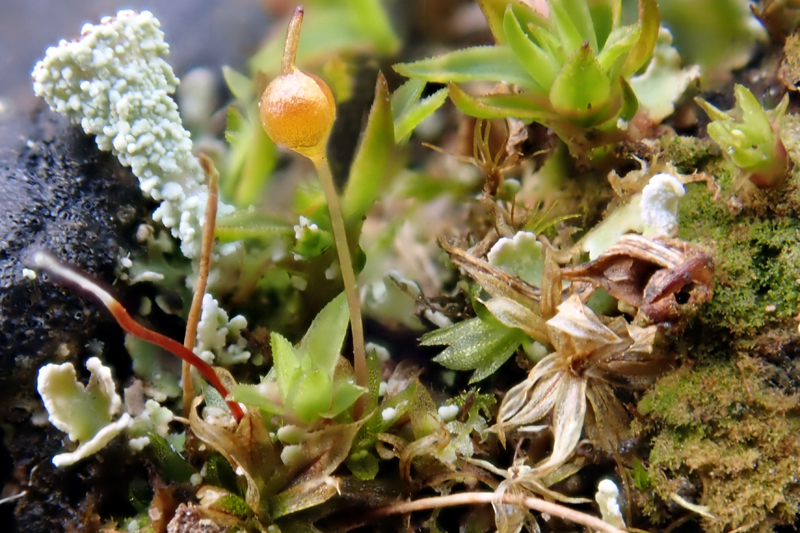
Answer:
[361,492,626,533]
[182,154,219,416]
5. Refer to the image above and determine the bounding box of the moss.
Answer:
[636,358,800,532]
[657,134,717,174]
[677,180,800,337]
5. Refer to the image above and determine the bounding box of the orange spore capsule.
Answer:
[258,6,335,159]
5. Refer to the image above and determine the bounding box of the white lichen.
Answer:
[194,294,250,365]
[129,398,174,438]
[37,357,132,466]
[437,404,460,422]
[630,28,701,123]
[366,342,390,363]
[580,172,685,259]
[128,436,151,451]
[381,407,398,422]
[31,10,236,258]
[595,479,625,528]
[640,173,685,237]
[487,231,544,286]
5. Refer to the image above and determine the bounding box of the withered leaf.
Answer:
[562,235,713,324]
[269,420,364,518]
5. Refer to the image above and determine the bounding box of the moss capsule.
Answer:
[258,6,335,158]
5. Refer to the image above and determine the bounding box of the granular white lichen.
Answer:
[596,479,626,527]
[129,399,174,438]
[581,172,686,258]
[31,10,236,257]
[437,404,460,422]
[194,294,250,365]
[640,173,685,237]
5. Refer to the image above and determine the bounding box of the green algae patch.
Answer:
[636,358,800,533]
[677,180,800,337]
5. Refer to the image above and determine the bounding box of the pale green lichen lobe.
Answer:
[37,357,132,466]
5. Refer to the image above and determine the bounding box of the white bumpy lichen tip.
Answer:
[31,10,215,257]
[32,10,200,187]
[640,173,685,237]
[596,478,626,527]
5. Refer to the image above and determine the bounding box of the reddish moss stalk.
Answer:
[32,251,244,421]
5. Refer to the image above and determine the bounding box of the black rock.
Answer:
[0,108,149,420]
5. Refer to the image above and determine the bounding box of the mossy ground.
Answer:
[629,135,800,532]
[635,358,800,533]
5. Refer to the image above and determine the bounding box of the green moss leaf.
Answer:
[391,78,426,119]
[503,5,560,90]
[550,0,598,53]
[395,47,542,92]
[229,382,286,417]
[146,432,193,483]
[222,104,278,207]
[476,0,549,44]
[329,378,366,418]
[222,65,254,104]
[588,0,621,50]
[343,72,397,224]
[449,83,550,121]
[290,367,333,423]
[393,85,449,144]
[549,43,611,119]
[214,211,292,242]
[271,332,301,405]
[596,26,641,78]
[423,316,525,382]
[205,454,240,494]
[297,292,349,377]
[622,0,660,76]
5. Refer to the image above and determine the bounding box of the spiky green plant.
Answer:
[394,0,659,156]
[695,84,789,188]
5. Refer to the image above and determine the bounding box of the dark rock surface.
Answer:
[0,109,151,530]
[0,109,148,419]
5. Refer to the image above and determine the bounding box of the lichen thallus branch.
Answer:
[31,155,244,422]
[258,6,367,413]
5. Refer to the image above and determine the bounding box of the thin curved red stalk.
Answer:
[32,251,244,421]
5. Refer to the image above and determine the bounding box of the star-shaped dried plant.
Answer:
[497,294,659,473]
[440,237,674,475]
